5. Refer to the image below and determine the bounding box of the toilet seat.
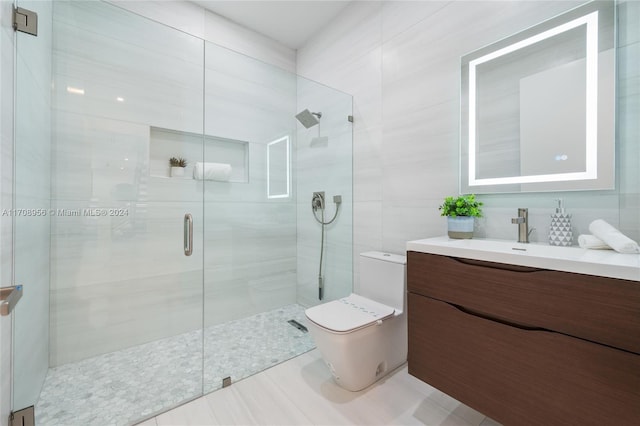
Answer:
[305,293,394,334]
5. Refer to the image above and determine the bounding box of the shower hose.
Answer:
[313,200,340,300]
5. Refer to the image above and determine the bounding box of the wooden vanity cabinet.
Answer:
[407,251,640,426]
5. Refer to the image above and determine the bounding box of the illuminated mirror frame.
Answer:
[460,1,615,193]
[267,136,290,199]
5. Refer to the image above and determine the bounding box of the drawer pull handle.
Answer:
[449,302,543,331]
[451,257,543,273]
[445,300,637,355]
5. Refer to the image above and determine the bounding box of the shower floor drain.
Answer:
[288,319,308,333]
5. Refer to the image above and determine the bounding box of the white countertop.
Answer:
[406,236,640,281]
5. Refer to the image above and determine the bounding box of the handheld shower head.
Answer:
[295,109,322,128]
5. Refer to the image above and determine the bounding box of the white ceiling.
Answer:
[192,1,352,49]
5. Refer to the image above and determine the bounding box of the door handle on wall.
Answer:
[184,213,193,256]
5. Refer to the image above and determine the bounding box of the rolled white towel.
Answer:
[588,219,640,254]
[193,162,232,182]
[577,234,612,250]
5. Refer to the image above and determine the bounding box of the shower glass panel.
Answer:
[202,42,306,393]
[296,76,353,307]
[201,45,353,392]
[13,1,205,424]
[12,0,52,413]
[12,1,353,424]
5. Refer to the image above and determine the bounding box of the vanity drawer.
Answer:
[408,294,640,426]
[407,251,640,354]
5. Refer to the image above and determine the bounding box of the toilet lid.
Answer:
[305,293,395,333]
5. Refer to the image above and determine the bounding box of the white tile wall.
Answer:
[204,10,296,73]
[108,0,296,73]
[297,0,640,272]
[109,0,206,40]
[53,1,204,135]
[204,42,296,142]
[203,201,297,327]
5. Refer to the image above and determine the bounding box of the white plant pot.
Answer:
[170,167,185,178]
[447,216,475,239]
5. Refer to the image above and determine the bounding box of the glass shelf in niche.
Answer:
[149,126,249,183]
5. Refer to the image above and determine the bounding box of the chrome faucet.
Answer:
[511,208,534,243]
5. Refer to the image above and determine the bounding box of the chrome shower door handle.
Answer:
[184,213,193,256]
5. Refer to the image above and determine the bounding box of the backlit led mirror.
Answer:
[460,1,615,194]
[267,136,290,198]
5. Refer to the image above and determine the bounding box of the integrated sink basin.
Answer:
[407,236,639,281]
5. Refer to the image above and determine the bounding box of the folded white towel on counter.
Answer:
[588,219,640,254]
[577,234,612,250]
[193,162,232,182]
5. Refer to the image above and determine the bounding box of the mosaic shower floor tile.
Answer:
[36,304,314,426]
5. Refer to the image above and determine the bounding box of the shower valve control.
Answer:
[312,192,325,211]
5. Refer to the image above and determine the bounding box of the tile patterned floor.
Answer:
[36,304,314,426]
[143,349,502,426]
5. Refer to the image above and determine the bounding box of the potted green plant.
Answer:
[439,194,483,239]
[169,157,187,177]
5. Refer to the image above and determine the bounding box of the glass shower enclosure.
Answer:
[11,1,352,424]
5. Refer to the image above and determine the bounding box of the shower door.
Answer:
[12,1,205,424]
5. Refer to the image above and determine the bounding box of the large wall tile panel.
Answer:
[53,1,204,135]
[107,1,296,72]
[204,10,295,72]
[108,0,206,39]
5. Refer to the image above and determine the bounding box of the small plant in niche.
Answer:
[169,157,187,168]
[439,194,483,217]
[439,194,483,239]
[169,157,187,177]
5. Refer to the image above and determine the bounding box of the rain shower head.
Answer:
[295,109,322,128]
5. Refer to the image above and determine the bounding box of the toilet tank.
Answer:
[358,252,407,312]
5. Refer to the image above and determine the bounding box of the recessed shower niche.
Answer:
[149,127,249,182]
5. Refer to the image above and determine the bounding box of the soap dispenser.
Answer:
[549,199,572,246]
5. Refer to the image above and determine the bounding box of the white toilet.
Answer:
[304,251,407,391]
